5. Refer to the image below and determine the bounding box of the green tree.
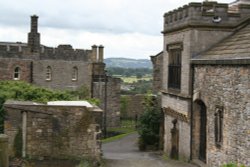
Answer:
[138,94,161,150]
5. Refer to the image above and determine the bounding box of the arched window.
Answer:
[13,67,21,80]
[46,66,52,81]
[72,67,78,81]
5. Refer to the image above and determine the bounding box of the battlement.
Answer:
[40,44,92,61]
[163,1,250,33]
[0,42,104,63]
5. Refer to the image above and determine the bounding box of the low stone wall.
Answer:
[4,102,102,161]
[121,94,145,120]
[0,134,9,167]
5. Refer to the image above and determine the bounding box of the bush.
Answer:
[0,81,98,133]
[137,94,161,150]
[222,163,246,167]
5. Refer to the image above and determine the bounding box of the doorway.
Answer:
[192,100,207,163]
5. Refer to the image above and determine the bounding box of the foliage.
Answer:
[0,81,74,103]
[120,76,152,84]
[106,67,152,77]
[121,79,152,95]
[137,94,161,150]
[75,160,91,167]
[221,163,246,167]
[67,85,90,99]
[0,81,98,133]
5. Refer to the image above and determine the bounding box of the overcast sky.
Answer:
[0,0,232,59]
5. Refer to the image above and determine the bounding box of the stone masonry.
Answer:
[160,0,250,165]
[192,65,250,167]
[150,52,163,94]
[4,101,103,160]
[0,15,121,128]
[120,94,145,120]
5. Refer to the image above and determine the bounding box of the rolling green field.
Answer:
[114,75,152,83]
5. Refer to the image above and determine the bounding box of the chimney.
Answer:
[91,45,98,62]
[98,45,104,62]
[28,15,40,53]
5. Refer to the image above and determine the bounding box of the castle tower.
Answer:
[28,15,40,53]
[161,0,250,163]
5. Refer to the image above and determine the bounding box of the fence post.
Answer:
[0,134,9,167]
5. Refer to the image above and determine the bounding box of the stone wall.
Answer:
[120,94,145,120]
[151,52,163,94]
[92,76,121,127]
[4,102,102,160]
[0,58,32,82]
[193,65,250,167]
[32,60,92,90]
[106,77,121,127]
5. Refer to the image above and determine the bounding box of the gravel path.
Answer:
[102,133,196,167]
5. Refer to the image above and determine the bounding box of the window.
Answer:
[13,67,21,80]
[215,106,223,148]
[46,66,52,81]
[72,67,78,81]
[167,43,182,90]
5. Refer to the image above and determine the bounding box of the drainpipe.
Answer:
[103,73,108,138]
[190,64,194,161]
[22,111,27,158]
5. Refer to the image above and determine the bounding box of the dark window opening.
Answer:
[14,67,21,80]
[46,66,52,81]
[168,48,182,89]
[72,67,78,81]
[215,107,223,148]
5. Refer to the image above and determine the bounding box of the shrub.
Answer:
[222,163,246,167]
[0,81,98,133]
[137,94,161,150]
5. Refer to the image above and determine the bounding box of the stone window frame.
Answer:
[166,42,183,90]
[214,106,223,148]
[46,66,52,81]
[72,66,78,81]
[13,66,21,80]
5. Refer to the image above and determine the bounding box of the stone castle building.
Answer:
[152,0,250,166]
[0,15,121,127]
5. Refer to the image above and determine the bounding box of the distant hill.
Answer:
[104,58,152,69]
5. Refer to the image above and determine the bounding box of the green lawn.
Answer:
[102,120,137,143]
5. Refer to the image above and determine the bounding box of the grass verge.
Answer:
[102,131,136,144]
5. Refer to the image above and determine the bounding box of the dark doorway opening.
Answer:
[199,101,206,162]
[170,119,179,160]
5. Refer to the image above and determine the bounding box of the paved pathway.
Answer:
[102,133,196,167]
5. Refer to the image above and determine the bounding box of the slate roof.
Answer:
[192,23,250,64]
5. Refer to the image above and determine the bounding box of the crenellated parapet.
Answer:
[163,1,250,33]
[40,44,92,61]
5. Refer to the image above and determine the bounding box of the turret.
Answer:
[163,1,250,34]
